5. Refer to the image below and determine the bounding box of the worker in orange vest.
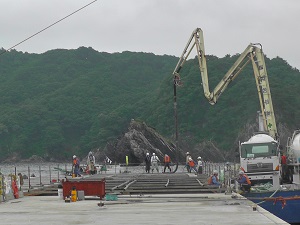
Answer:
[208,170,221,186]
[237,171,251,192]
[72,155,81,177]
[188,157,197,173]
[163,154,171,173]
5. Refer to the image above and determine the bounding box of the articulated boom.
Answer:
[173,28,278,140]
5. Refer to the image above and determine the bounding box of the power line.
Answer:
[0,0,98,56]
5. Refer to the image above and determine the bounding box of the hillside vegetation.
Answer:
[0,47,299,162]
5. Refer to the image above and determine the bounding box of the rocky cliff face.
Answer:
[100,119,180,164]
[93,119,229,164]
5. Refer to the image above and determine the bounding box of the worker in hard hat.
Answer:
[188,157,197,173]
[163,154,172,173]
[196,156,203,174]
[87,151,96,175]
[151,153,160,173]
[145,152,151,173]
[185,152,191,172]
[237,170,251,192]
[72,155,81,177]
[208,170,221,186]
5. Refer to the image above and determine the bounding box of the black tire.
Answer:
[280,177,283,185]
[288,168,293,184]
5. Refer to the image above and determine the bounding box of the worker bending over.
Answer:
[237,171,251,192]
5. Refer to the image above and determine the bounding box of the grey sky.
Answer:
[1,0,300,69]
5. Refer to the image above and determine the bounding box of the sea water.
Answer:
[0,162,71,191]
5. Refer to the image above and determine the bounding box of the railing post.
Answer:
[57,164,60,181]
[49,165,52,183]
[39,165,42,186]
[28,166,31,189]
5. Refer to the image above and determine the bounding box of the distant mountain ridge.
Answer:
[0,47,299,162]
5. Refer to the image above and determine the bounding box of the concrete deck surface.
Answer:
[0,193,288,225]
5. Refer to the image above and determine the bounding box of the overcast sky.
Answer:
[1,0,300,69]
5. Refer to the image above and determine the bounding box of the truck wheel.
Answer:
[288,168,293,184]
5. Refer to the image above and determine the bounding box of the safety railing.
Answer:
[0,161,240,191]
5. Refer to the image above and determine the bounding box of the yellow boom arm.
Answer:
[173,28,278,140]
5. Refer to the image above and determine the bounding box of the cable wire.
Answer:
[0,0,98,56]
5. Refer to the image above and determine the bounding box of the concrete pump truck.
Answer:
[173,28,281,190]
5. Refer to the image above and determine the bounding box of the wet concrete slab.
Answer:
[0,193,288,225]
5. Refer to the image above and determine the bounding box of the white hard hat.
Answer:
[188,157,192,161]
[213,170,218,175]
[73,155,76,159]
[239,170,244,175]
[152,153,155,156]
[146,153,149,156]
[197,156,201,159]
[186,152,190,155]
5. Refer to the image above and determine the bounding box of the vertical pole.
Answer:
[49,165,52,183]
[28,166,31,189]
[172,79,180,174]
[219,165,221,183]
[57,164,59,181]
[125,156,128,173]
[174,81,178,161]
[234,162,237,178]
[14,167,17,192]
[39,165,42,185]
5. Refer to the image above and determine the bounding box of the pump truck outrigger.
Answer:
[173,28,281,190]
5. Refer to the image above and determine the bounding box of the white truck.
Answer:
[239,129,280,188]
[286,129,300,185]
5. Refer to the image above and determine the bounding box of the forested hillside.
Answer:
[0,47,299,162]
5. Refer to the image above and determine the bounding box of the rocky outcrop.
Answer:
[102,119,180,164]
[94,119,228,164]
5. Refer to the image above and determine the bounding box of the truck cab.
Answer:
[240,133,280,189]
